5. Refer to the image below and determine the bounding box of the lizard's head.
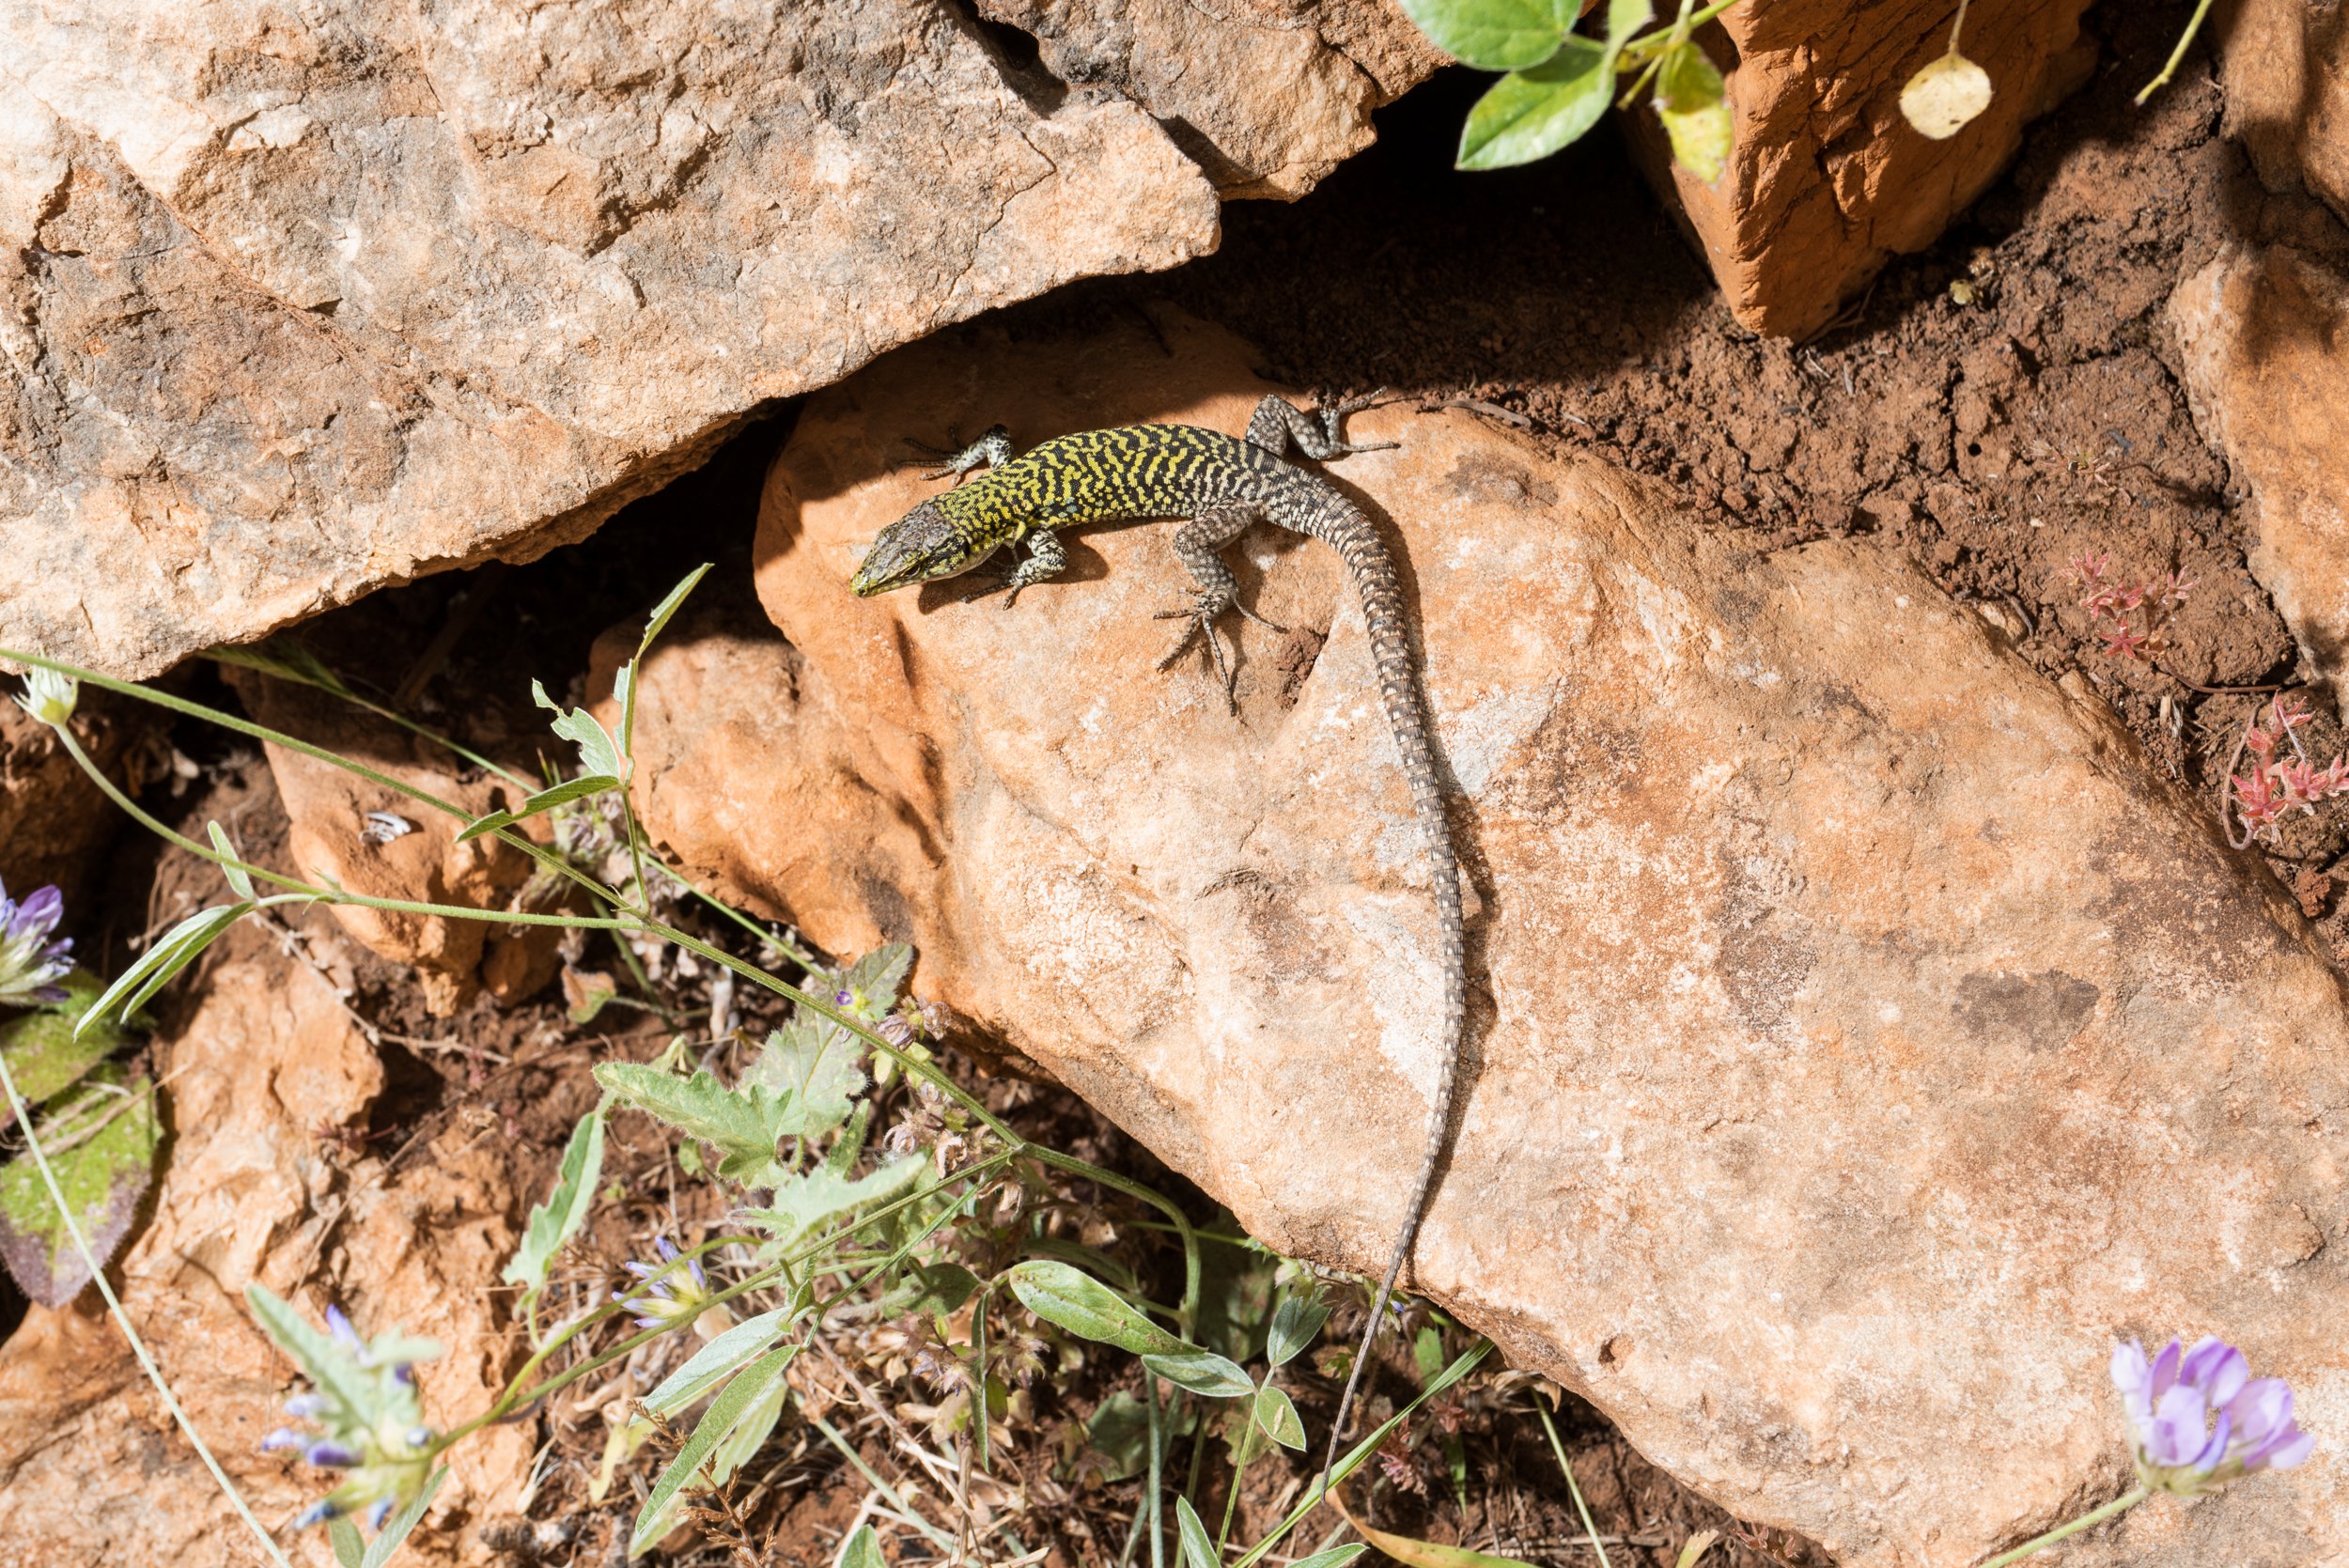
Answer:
[849,498,984,597]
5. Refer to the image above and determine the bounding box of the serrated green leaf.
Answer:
[0,970,132,1132]
[455,774,623,844]
[503,1108,604,1294]
[745,1022,864,1141]
[642,1303,801,1415]
[1395,0,1570,71]
[1253,1384,1307,1451]
[1143,1346,1256,1399]
[836,943,913,1017]
[206,821,256,900]
[1176,1496,1221,1568]
[739,1157,927,1248]
[1458,39,1612,169]
[1267,1290,1330,1368]
[838,1524,887,1568]
[1006,1260,1187,1356]
[1655,39,1733,181]
[362,1466,448,1568]
[532,679,626,782]
[0,1069,163,1305]
[79,901,253,1038]
[593,1063,786,1183]
[630,1345,797,1554]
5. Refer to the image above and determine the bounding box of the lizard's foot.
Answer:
[1153,603,1239,713]
[901,423,1015,484]
[1315,388,1400,455]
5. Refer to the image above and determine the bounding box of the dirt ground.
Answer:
[8,2,2341,1563]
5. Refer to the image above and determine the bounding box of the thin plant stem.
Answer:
[1219,1405,1258,1552]
[1144,1370,1167,1568]
[2137,0,2215,104]
[0,1048,294,1568]
[1946,0,1971,55]
[1532,1398,1612,1568]
[808,1414,957,1550]
[1976,1487,2150,1567]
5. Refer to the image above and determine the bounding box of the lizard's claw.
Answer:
[1315,388,1400,454]
[1154,603,1240,713]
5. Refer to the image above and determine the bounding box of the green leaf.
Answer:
[745,1021,865,1141]
[1458,39,1612,169]
[502,1108,605,1294]
[838,943,913,1013]
[206,821,256,900]
[455,774,623,844]
[0,970,132,1132]
[1253,1384,1307,1451]
[362,1465,449,1568]
[1020,1234,1141,1297]
[1291,1550,1370,1568]
[593,1063,787,1183]
[1176,1496,1220,1568]
[1267,1291,1330,1368]
[630,1345,797,1555]
[739,1157,927,1248]
[1394,0,1571,71]
[329,1517,366,1568]
[838,1525,887,1568]
[622,565,714,759]
[204,638,353,697]
[1005,1260,1187,1356]
[1413,1325,1448,1385]
[641,1304,801,1415]
[79,901,254,1038]
[1141,1347,1255,1400]
[531,679,626,782]
[1655,39,1733,181]
[243,1285,444,1441]
[1676,1530,1721,1567]
[884,1260,982,1318]
[1084,1389,1154,1483]
[0,1069,163,1306]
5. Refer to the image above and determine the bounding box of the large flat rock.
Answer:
[600,309,2349,1564]
[0,0,1428,680]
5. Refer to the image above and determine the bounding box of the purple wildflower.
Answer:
[262,1300,440,1532]
[2112,1336,2315,1495]
[614,1236,729,1337]
[0,879,71,1007]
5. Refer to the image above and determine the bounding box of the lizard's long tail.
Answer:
[1314,499,1468,1506]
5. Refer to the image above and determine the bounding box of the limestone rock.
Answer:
[2170,242,2349,714]
[0,0,1252,681]
[0,930,530,1566]
[2219,0,2349,224]
[974,0,1442,197]
[608,310,2349,1564]
[227,671,559,1014]
[1627,0,2097,337]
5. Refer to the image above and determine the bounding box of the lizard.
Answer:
[848,393,1467,1502]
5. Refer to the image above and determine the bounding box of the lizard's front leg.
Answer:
[904,423,1016,484]
[1153,502,1286,710]
[961,527,1067,607]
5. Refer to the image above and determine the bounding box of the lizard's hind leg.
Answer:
[1152,502,1285,709]
[1246,393,1398,462]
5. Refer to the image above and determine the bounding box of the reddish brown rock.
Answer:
[0,694,141,907]
[601,310,2349,1564]
[0,931,530,1566]
[1629,0,2096,337]
[2219,0,2349,224]
[2170,242,2349,714]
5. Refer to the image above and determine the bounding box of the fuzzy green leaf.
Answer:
[1253,1384,1307,1451]
[746,1022,865,1141]
[0,970,131,1132]
[79,900,253,1038]
[456,775,622,844]
[593,1063,787,1183]
[630,1345,798,1554]
[1176,1497,1221,1568]
[886,1260,982,1318]
[1291,1550,1370,1568]
[1007,1260,1188,1356]
[363,1466,449,1568]
[739,1157,927,1248]
[206,821,257,900]
[1267,1290,1330,1368]
[329,1518,366,1568]
[531,679,626,783]
[642,1304,802,1416]
[502,1107,604,1294]
[1143,1347,1256,1400]
[0,1069,161,1306]
[838,1525,887,1568]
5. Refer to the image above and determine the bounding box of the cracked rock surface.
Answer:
[614,310,2349,1566]
[0,0,1428,680]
